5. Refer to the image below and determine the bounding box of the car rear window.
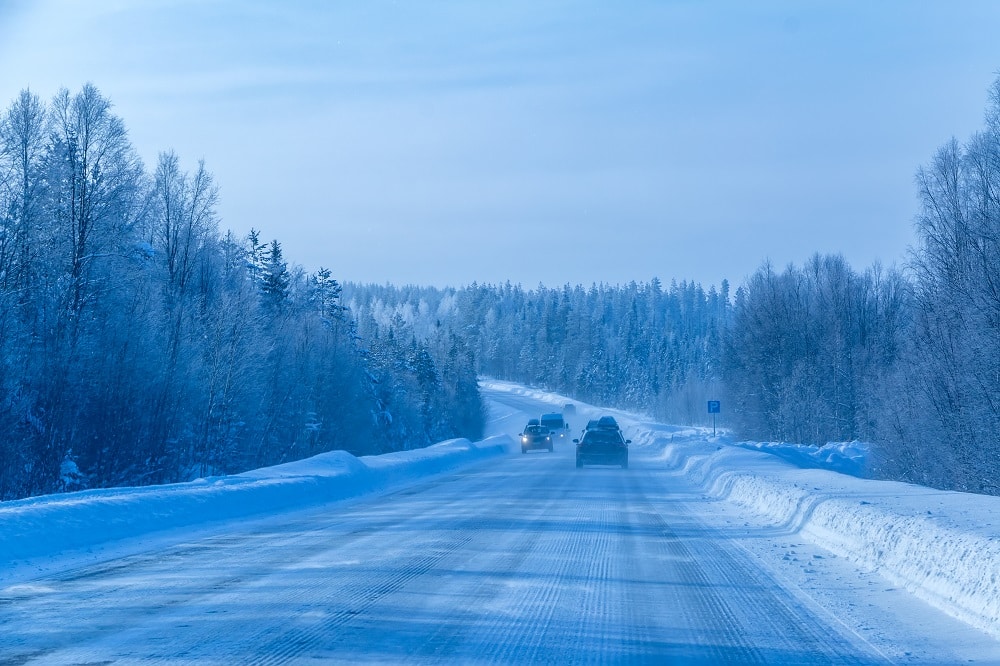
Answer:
[583,431,621,445]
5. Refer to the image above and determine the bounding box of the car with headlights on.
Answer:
[519,423,553,453]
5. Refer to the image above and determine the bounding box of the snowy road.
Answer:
[0,388,994,664]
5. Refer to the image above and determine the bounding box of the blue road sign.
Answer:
[707,400,721,414]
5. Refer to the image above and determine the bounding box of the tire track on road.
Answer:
[625,467,890,664]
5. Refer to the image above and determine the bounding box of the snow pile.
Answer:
[0,435,514,568]
[487,381,1000,639]
[733,439,871,478]
[642,430,1000,639]
[8,377,1000,641]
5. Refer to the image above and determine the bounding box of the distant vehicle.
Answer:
[562,403,576,417]
[575,426,629,469]
[519,423,553,454]
[540,413,569,441]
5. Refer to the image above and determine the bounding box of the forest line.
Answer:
[2,76,998,499]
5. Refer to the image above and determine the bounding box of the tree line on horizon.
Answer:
[2,76,997,500]
[0,84,485,501]
[347,76,1000,494]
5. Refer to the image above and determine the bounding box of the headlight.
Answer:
[521,436,528,443]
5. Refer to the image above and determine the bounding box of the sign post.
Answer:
[707,400,721,436]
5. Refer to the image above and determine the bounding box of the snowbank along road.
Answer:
[1,382,999,664]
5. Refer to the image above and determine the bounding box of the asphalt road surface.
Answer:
[0,388,986,664]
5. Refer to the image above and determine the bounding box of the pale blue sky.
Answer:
[2,1,999,288]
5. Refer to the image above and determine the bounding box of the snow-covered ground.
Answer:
[1,437,513,576]
[2,380,1000,662]
[485,380,1000,643]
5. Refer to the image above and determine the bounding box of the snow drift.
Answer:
[485,380,1000,639]
[0,435,513,568]
[5,378,1000,643]
[646,429,1000,639]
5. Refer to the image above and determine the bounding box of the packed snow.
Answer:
[0,437,512,568]
[2,380,1000,659]
[483,380,1000,641]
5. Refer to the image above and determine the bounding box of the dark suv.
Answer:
[520,423,553,453]
[582,415,620,437]
[575,417,629,468]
